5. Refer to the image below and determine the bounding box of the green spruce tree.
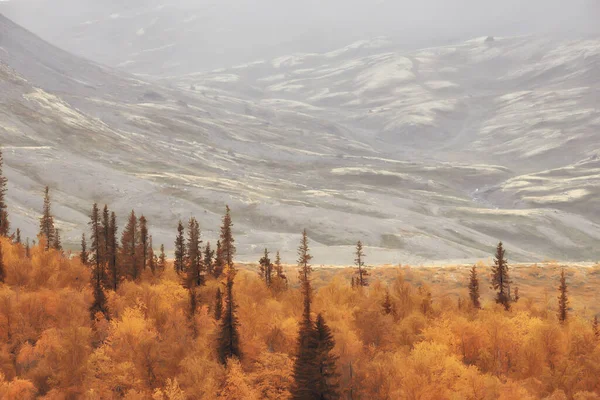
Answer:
[80,233,89,266]
[217,267,241,364]
[0,149,9,237]
[292,229,317,400]
[39,186,55,251]
[214,287,223,321]
[220,205,236,269]
[204,241,214,276]
[109,212,119,290]
[259,248,273,287]
[313,314,340,400]
[120,211,140,280]
[89,203,108,319]
[186,217,204,288]
[354,241,369,287]
[158,244,167,273]
[558,269,569,323]
[490,242,511,311]
[174,220,185,274]
[468,266,481,309]
[213,239,225,278]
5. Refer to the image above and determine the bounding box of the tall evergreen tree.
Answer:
[120,211,140,280]
[139,215,149,271]
[204,241,214,276]
[158,244,167,272]
[89,203,108,319]
[0,149,9,237]
[558,269,569,323]
[274,251,287,281]
[186,217,204,287]
[513,287,520,303]
[214,239,225,278]
[292,229,317,400]
[89,203,102,282]
[214,287,223,321]
[90,280,108,320]
[53,228,62,252]
[148,235,156,274]
[354,241,368,287]
[174,220,185,274]
[490,242,511,310]
[109,212,119,290]
[259,248,273,287]
[39,186,55,251]
[14,228,21,245]
[313,314,341,400]
[0,241,5,283]
[468,266,481,309]
[102,205,110,268]
[81,233,89,266]
[220,205,236,269]
[217,267,241,365]
[25,238,30,258]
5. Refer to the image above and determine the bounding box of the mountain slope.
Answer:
[1,14,600,263]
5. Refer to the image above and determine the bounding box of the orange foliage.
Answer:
[0,237,599,399]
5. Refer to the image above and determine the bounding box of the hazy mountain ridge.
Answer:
[1,13,600,264]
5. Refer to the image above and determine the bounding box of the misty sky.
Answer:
[1,0,599,72]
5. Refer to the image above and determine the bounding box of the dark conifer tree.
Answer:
[102,205,110,267]
[14,228,21,245]
[213,239,225,278]
[109,212,119,290]
[186,217,204,287]
[148,235,156,274]
[220,205,236,269]
[158,244,167,272]
[490,241,511,310]
[593,316,599,339]
[174,220,185,274]
[89,203,108,319]
[81,233,89,266]
[203,241,214,276]
[0,241,5,283]
[39,186,55,251]
[354,241,369,287]
[139,215,149,271]
[292,229,317,400]
[53,228,62,252]
[90,280,108,320]
[351,277,355,289]
[259,248,273,287]
[120,211,140,280]
[214,287,223,321]
[89,203,102,281]
[25,238,30,258]
[0,149,9,237]
[382,290,393,315]
[513,287,520,303]
[558,269,569,323]
[468,266,481,309]
[217,267,241,365]
[274,250,287,282]
[313,314,341,400]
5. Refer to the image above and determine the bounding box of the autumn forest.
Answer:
[1,149,600,400]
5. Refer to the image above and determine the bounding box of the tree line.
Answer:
[0,147,596,399]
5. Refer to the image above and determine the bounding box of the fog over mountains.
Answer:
[1,2,600,264]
